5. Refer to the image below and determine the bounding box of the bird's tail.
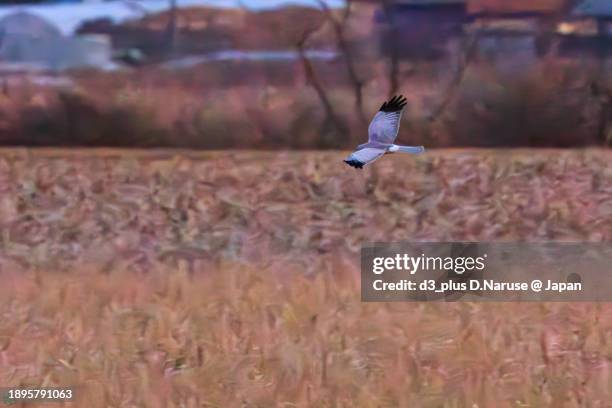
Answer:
[395,145,425,154]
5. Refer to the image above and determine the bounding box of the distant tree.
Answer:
[377,0,400,98]
[591,82,612,146]
[316,0,368,126]
[167,0,178,53]
[296,27,349,146]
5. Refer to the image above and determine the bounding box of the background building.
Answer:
[0,11,115,71]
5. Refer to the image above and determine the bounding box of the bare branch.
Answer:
[428,30,479,123]
[378,0,400,97]
[316,0,367,125]
[167,0,178,54]
[296,29,345,136]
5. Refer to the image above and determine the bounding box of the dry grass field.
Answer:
[1,148,612,407]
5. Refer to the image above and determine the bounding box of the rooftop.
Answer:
[467,0,567,15]
[572,0,612,17]
[356,0,464,5]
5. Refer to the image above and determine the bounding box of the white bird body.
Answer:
[344,95,424,169]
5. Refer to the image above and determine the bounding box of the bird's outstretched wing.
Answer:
[343,147,386,169]
[367,95,407,145]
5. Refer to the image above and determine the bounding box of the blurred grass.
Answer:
[0,149,610,273]
[3,263,612,407]
[0,149,611,406]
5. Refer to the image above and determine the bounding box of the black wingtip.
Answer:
[379,94,408,113]
[344,159,364,169]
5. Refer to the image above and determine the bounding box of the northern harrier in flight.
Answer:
[344,95,424,169]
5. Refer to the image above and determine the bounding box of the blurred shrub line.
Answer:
[0,59,608,149]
